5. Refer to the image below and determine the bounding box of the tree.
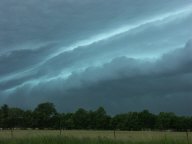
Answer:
[1,104,9,129]
[0,102,192,131]
[64,113,74,129]
[94,107,111,129]
[138,110,156,130]
[23,110,33,128]
[124,112,140,130]
[33,102,57,129]
[0,107,2,128]
[111,114,127,130]
[73,108,89,129]
[156,112,176,130]
[7,107,24,129]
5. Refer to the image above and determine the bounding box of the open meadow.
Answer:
[0,130,191,144]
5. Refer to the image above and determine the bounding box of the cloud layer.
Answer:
[0,0,192,115]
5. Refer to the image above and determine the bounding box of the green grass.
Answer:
[0,130,191,144]
[0,136,190,144]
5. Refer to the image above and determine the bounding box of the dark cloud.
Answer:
[0,0,192,115]
[0,43,58,76]
[0,0,191,52]
[2,40,192,115]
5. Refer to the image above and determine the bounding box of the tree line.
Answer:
[0,102,192,131]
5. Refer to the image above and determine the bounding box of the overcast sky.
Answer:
[0,0,192,115]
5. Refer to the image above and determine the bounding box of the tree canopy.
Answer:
[0,102,192,131]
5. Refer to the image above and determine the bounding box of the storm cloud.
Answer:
[0,0,192,115]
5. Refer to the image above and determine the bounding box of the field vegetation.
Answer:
[0,130,191,144]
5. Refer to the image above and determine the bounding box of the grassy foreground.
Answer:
[0,136,190,144]
[0,130,191,144]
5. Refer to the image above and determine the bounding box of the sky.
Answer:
[0,0,192,115]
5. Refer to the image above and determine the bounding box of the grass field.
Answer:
[0,130,191,144]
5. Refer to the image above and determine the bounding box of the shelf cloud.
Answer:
[0,0,192,115]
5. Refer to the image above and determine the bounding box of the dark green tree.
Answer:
[73,108,89,129]
[0,107,2,128]
[7,107,24,129]
[94,107,111,129]
[1,104,9,129]
[124,112,140,130]
[64,113,74,129]
[111,114,127,130]
[138,110,156,130]
[23,110,33,128]
[156,112,176,130]
[33,102,57,129]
